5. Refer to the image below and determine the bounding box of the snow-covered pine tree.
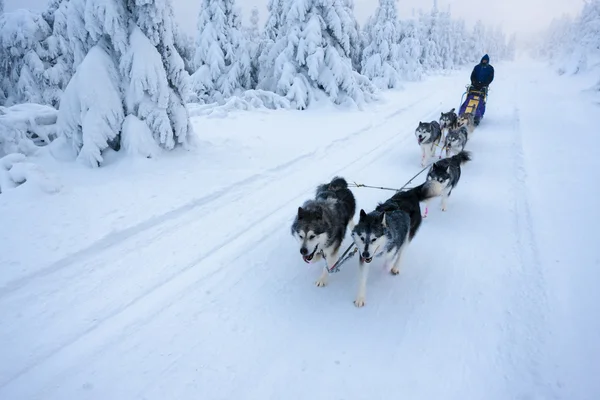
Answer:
[397,18,423,81]
[437,10,454,70]
[268,0,377,109]
[246,6,261,88]
[341,0,363,72]
[174,28,196,76]
[124,0,195,151]
[360,0,403,89]
[191,0,251,103]
[418,9,442,72]
[257,0,284,90]
[470,20,486,63]
[0,9,52,106]
[42,0,73,108]
[248,6,260,39]
[56,0,194,167]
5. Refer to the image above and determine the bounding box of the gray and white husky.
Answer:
[291,177,356,287]
[350,183,440,307]
[424,151,471,216]
[439,108,458,136]
[415,121,442,166]
[457,112,476,139]
[444,126,468,157]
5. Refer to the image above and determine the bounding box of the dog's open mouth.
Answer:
[417,137,423,144]
[360,256,373,264]
[303,245,319,263]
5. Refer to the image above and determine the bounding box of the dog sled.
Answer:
[458,85,488,126]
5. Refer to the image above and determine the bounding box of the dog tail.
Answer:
[327,176,349,190]
[451,150,471,165]
[404,182,440,202]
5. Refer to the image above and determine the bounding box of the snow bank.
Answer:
[188,90,291,118]
[0,153,60,194]
[0,103,58,157]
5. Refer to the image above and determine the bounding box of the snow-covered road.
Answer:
[1,62,598,399]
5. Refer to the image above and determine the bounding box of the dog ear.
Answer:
[446,166,451,174]
[381,212,387,227]
[297,207,304,219]
[450,108,455,113]
[359,209,367,221]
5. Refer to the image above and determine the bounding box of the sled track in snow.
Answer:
[0,96,449,391]
[0,92,439,299]
[503,106,554,399]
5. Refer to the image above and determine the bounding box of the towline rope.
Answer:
[326,164,432,273]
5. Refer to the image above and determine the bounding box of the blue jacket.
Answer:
[470,54,494,88]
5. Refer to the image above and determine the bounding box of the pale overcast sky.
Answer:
[5,0,584,37]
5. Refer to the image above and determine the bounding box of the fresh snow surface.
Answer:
[0,61,599,399]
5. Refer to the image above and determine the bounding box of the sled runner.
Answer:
[458,85,487,126]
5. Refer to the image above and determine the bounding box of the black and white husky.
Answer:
[424,151,471,216]
[439,108,458,136]
[444,126,468,157]
[415,121,442,167]
[350,183,439,307]
[291,177,356,287]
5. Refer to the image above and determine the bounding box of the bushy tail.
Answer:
[402,182,440,202]
[327,176,349,190]
[451,150,471,165]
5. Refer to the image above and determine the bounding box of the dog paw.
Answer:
[354,296,366,307]
[315,278,327,287]
[391,267,400,275]
[441,206,447,212]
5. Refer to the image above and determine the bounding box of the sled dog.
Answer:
[415,121,442,166]
[444,126,468,157]
[350,183,440,307]
[424,151,472,214]
[291,177,356,287]
[457,112,476,139]
[439,108,458,135]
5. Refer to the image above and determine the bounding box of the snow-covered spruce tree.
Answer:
[257,0,284,90]
[267,0,377,109]
[191,0,251,103]
[417,9,443,72]
[341,0,363,72]
[360,0,403,89]
[56,0,194,167]
[42,0,73,108]
[0,9,52,106]
[174,28,196,76]
[397,18,423,81]
[245,6,261,88]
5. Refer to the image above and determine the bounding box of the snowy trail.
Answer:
[1,62,599,399]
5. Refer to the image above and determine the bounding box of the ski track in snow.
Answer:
[0,90,437,298]
[1,62,598,399]
[0,83,446,393]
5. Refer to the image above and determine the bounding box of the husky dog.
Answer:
[291,177,356,287]
[439,108,458,136]
[424,151,472,215]
[415,121,442,166]
[457,112,476,139]
[444,126,468,157]
[350,183,440,307]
